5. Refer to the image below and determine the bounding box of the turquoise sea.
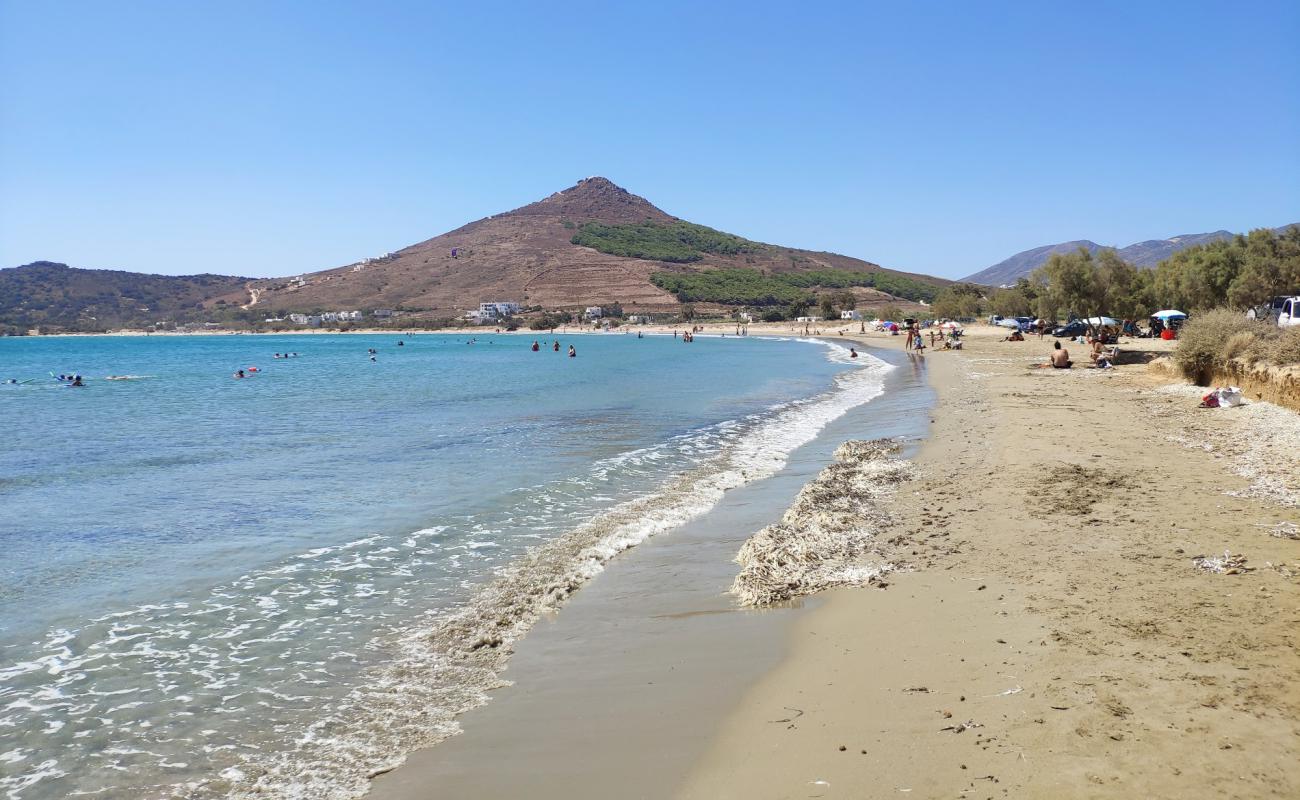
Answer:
[0,332,892,799]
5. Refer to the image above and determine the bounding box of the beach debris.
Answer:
[940,720,984,733]
[903,686,930,693]
[1192,551,1254,574]
[730,439,908,606]
[768,706,805,725]
[1256,521,1300,540]
[986,685,1023,697]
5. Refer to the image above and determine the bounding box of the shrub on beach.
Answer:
[1175,309,1299,383]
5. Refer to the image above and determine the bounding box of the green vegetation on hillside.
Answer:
[0,262,249,333]
[571,221,762,263]
[649,267,939,306]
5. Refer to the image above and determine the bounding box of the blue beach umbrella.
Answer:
[1151,309,1187,320]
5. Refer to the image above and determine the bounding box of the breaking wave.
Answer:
[0,340,893,800]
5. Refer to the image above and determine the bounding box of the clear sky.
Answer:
[2,0,1297,280]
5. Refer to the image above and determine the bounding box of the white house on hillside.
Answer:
[584,306,603,320]
[840,310,862,320]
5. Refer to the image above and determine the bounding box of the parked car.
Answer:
[1248,295,1300,327]
[1052,320,1089,338]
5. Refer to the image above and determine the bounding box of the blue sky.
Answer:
[2,0,1297,280]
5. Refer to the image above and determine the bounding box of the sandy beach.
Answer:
[680,325,1300,799]
[365,323,1300,800]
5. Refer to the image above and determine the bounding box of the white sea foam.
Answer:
[202,341,894,800]
[1,340,894,800]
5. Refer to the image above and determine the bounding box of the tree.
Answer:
[930,283,986,319]
[834,290,857,310]
[819,296,836,319]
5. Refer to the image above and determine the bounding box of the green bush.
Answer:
[572,221,762,263]
[648,267,938,306]
[1173,310,1277,383]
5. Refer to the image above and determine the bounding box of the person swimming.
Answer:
[849,348,859,358]
[233,369,246,379]
[397,340,404,346]
[553,341,560,351]
[70,376,84,387]
[568,345,576,358]
[531,341,540,352]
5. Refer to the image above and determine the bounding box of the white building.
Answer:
[288,313,309,324]
[840,310,862,320]
[627,315,651,324]
[477,302,521,319]
[584,306,603,320]
[372,309,394,319]
[796,316,822,323]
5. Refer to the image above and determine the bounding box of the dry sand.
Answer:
[679,326,1300,799]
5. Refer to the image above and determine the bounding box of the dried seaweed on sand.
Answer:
[1192,550,1254,574]
[730,439,907,606]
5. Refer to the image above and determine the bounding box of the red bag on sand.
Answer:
[1199,392,1219,408]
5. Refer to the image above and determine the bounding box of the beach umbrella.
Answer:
[1151,309,1187,319]
[1083,316,1118,327]
[940,321,962,329]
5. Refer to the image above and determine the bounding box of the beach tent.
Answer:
[996,318,1021,329]
[885,322,899,331]
[1083,316,1119,327]
[940,321,963,330]
[1151,309,1187,320]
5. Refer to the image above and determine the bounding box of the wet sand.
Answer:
[368,345,932,799]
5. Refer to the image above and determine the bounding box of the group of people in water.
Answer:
[530,340,577,357]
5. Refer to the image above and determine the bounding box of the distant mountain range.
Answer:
[2,178,947,332]
[963,223,1300,286]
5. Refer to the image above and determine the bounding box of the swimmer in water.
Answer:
[531,341,540,352]
[553,341,560,351]
[70,376,84,387]
[234,369,246,379]
[568,345,576,358]
[850,348,859,358]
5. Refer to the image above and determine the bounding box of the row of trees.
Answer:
[931,226,1300,322]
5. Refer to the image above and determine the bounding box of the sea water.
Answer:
[0,332,892,799]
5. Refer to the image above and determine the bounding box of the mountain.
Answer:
[962,224,1299,286]
[3,178,950,331]
[0,262,250,333]
[246,177,948,316]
